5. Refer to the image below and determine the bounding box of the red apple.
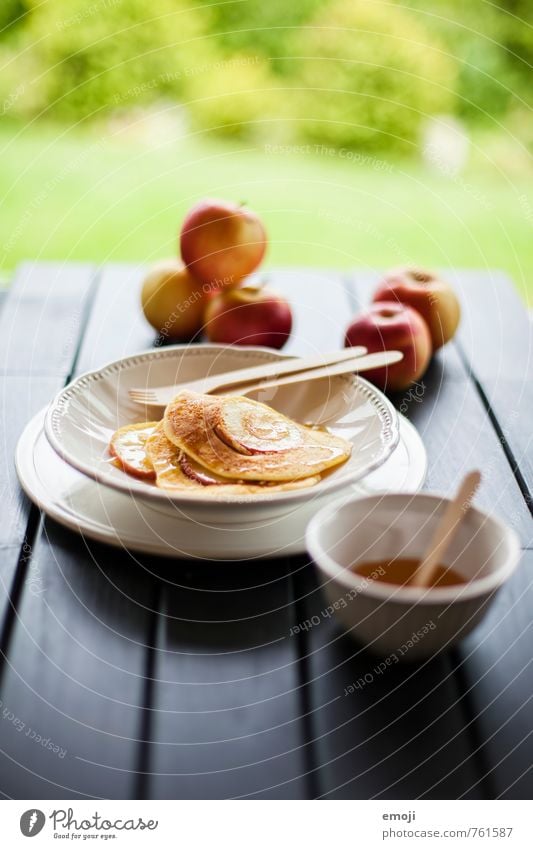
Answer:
[344,301,432,391]
[180,198,267,288]
[373,266,460,350]
[204,284,293,349]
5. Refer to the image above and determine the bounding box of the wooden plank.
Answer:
[450,269,532,381]
[148,560,308,799]
[293,559,482,798]
[0,378,61,549]
[454,550,533,799]
[449,270,532,510]
[0,263,154,798]
[449,273,533,796]
[0,376,62,636]
[75,264,154,374]
[405,377,531,546]
[0,529,157,799]
[0,262,96,376]
[0,262,98,632]
[483,379,533,517]
[272,268,354,356]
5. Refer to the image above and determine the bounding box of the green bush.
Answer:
[499,0,533,85]
[0,0,27,35]
[198,0,323,62]
[406,0,532,121]
[1,0,213,121]
[186,54,282,140]
[456,39,513,120]
[282,0,457,153]
[461,0,533,118]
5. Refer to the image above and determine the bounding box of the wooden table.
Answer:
[0,263,531,800]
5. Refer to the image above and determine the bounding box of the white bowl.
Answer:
[306,493,521,659]
[44,345,399,523]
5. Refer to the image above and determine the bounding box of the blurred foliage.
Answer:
[186,54,282,140]
[281,0,456,153]
[0,0,211,121]
[202,0,323,60]
[493,0,533,124]
[0,0,530,153]
[499,0,533,69]
[0,0,27,35]
[406,0,533,121]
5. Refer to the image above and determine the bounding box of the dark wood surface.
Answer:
[0,263,531,799]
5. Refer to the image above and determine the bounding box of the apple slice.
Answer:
[179,452,227,486]
[109,422,159,480]
[215,396,304,455]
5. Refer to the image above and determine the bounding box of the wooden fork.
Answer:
[129,350,403,410]
[128,347,367,408]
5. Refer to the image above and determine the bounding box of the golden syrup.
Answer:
[353,558,465,588]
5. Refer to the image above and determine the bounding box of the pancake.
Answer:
[163,391,352,481]
[146,422,320,494]
[109,421,158,480]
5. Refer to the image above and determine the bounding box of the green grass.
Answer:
[0,121,531,303]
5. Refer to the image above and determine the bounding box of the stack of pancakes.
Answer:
[109,391,352,495]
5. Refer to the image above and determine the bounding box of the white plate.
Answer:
[44,345,399,521]
[18,410,426,561]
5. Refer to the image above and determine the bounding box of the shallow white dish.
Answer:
[44,345,400,520]
[18,410,426,560]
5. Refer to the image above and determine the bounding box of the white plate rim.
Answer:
[43,344,400,508]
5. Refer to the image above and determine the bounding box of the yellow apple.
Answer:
[141,259,207,342]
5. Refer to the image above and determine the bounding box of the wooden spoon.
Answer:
[408,471,482,589]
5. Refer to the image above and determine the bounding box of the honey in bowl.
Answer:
[353,558,465,588]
